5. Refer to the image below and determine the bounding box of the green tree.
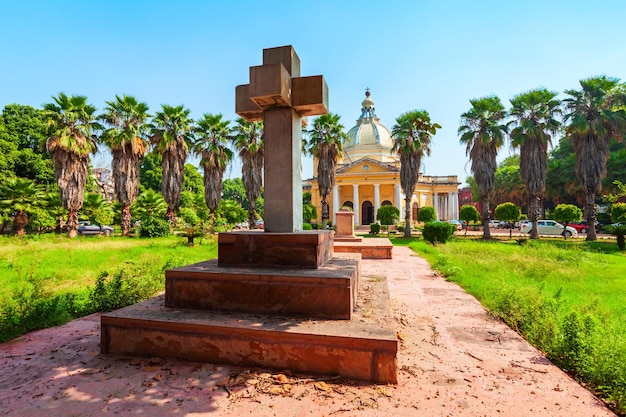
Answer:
[305,113,347,227]
[139,152,162,192]
[492,157,525,208]
[417,205,437,223]
[494,202,521,239]
[509,88,562,239]
[563,76,626,241]
[150,104,194,229]
[100,95,150,236]
[459,204,481,237]
[610,202,626,223]
[44,191,67,234]
[44,93,100,238]
[0,177,46,235]
[552,203,583,240]
[193,113,233,219]
[392,110,440,238]
[132,189,168,222]
[218,198,247,226]
[458,96,509,239]
[232,118,264,229]
[376,205,400,237]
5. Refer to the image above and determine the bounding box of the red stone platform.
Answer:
[334,237,393,259]
[101,274,398,383]
[165,256,359,319]
[218,230,334,269]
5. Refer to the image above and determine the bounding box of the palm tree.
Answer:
[563,76,626,241]
[392,110,441,238]
[44,93,100,238]
[305,113,347,227]
[192,114,233,220]
[150,104,194,229]
[100,95,150,236]
[509,88,562,239]
[458,96,509,239]
[132,189,168,221]
[231,118,264,229]
[0,177,46,235]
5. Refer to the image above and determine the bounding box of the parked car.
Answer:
[77,221,114,236]
[568,221,601,234]
[234,221,249,229]
[520,219,578,238]
[497,220,517,229]
[254,219,264,229]
[447,219,463,231]
[488,220,499,228]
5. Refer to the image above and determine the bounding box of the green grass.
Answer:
[0,233,218,342]
[0,233,217,298]
[402,236,626,414]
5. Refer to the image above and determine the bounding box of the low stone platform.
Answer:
[165,256,359,319]
[218,230,334,269]
[334,237,393,259]
[101,275,398,383]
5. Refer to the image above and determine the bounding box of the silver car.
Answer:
[520,220,578,238]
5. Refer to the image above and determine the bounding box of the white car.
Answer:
[520,220,578,238]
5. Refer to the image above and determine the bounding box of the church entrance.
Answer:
[362,201,373,225]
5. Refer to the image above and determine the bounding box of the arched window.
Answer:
[412,202,419,222]
[342,201,353,210]
[381,200,392,206]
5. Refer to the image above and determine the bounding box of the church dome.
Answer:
[345,89,394,149]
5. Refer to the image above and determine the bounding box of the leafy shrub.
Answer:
[369,223,380,235]
[138,216,170,238]
[397,225,405,233]
[422,221,454,244]
[417,206,437,223]
[302,222,313,230]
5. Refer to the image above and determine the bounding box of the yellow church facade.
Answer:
[307,90,460,227]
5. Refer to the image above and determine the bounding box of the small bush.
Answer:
[302,222,313,230]
[138,217,170,238]
[369,223,380,235]
[397,225,405,233]
[422,221,454,244]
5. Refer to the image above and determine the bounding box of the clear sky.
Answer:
[2,0,626,186]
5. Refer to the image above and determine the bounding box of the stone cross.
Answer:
[236,45,328,233]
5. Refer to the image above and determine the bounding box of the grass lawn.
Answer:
[0,233,218,299]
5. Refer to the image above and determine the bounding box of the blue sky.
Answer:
[2,0,626,186]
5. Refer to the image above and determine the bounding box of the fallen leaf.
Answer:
[377,386,393,397]
[269,386,283,395]
[246,379,260,385]
[396,332,405,341]
[314,381,330,391]
[274,374,289,383]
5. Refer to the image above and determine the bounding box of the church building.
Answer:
[307,90,461,227]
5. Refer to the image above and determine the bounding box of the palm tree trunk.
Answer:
[404,196,412,238]
[13,212,28,236]
[321,198,329,227]
[121,204,132,237]
[481,195,492,239]
[529,196,539,239]
[248,202,256,230]
[167,207,176,232]
[585,190,598,241]
[67,210,79,238]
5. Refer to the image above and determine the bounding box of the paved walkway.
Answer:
[0,246,615,416]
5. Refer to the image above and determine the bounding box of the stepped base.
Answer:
[165,255,359,319]
[101,275,398,383]
[218,230,334,269]
[334,238,393,259]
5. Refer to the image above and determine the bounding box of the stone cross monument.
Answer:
[235,45,328,233]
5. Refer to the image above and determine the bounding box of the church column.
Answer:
[394,184,401,209]
[453,192,459,219]
[352,184,360,226]
[433,193,439,219]
[448,192,454,220]
[332,185,340,224]
[374,183,380,222]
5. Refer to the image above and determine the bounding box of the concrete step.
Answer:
[165,256,359,320]
[100,275,398,383]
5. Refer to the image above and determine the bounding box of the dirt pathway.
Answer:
[0,246,615,416]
